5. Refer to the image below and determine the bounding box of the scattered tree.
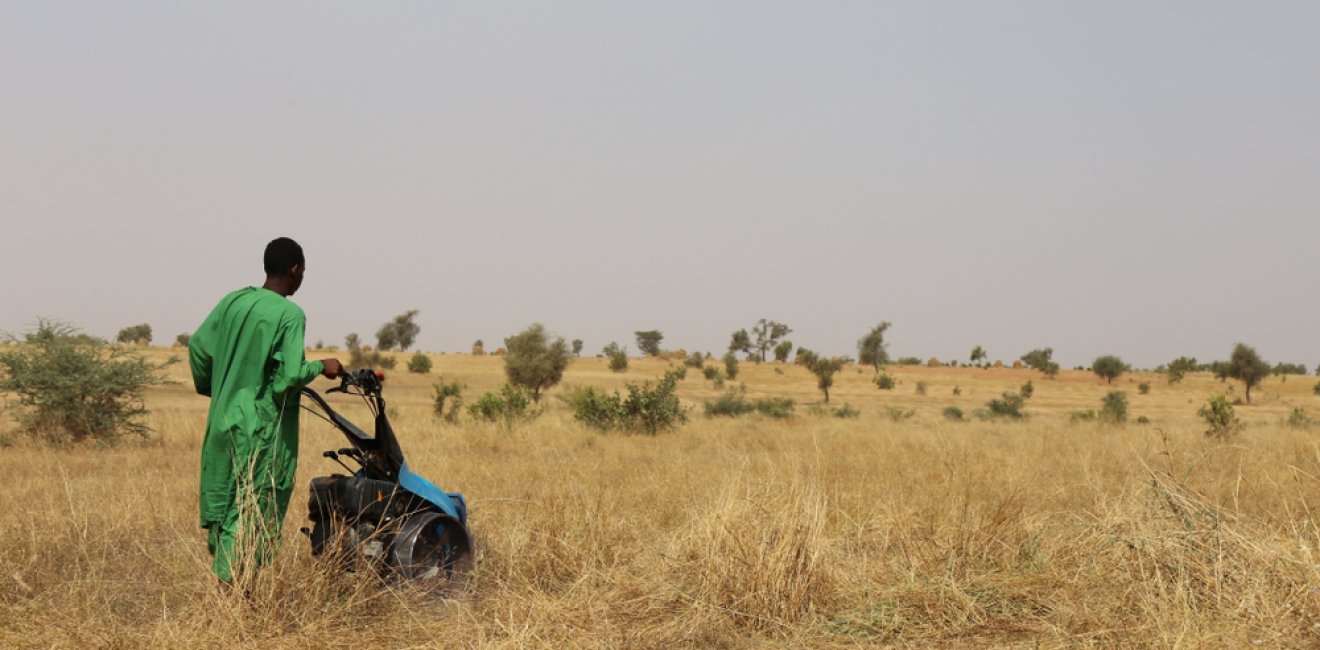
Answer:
[432,378,464,423]
[751,319,792,363]
[116,323,152,345]
[563,369,687,435]
[603,342,629,373]
[472,340,484,355]
[1226,343,1270,404]
[1099,391,1128,424]
[1165,356,1198,384]
[634,330,663,356]
[1199,394,1243,438]
[857,321,892,373]
[1091,355,1126,385]
[807,356,848,402]
[375,310,420,351]
[502,323,571,403]
[728,329,752,358]
[773,340,794,363]
[970,345,986,365]
[571,339,584,356]
[1020,347,1060,378]
[1273,362,1307,382]
[175,333,191,347]
[723,352,740,380]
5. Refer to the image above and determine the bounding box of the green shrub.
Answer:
[564,370,688,435]
[504,323,571,402]
[670,365,687,380]
[1070,410,1096,422]
[942,406,965,421]
[1019,380,1034,399]
[915,381,928,396]
[702,366,720,381]
[1287,407,1313,430]
[952,386,962,396]
[377,355,397,370]
[432,379,464,423]
[1135,416,1151,424]
[723,353,739,381]
[1099,391,1128,424]
[1138,382,1151,395]
[684,354,705,369]
[175,333,191,347]
[874,373,896,390]
[830,403,860,418]
[467,383,537,425]
[603,342,629,373]
[115,323,153,345]
[983,391,1027,420]
[703,391,795,419]
[1313,380,1320,396]
[407,352,433,374]
[0,320,174,444]
[1199,395,1243,439]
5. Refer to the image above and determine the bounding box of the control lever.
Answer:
[321,449,355,474]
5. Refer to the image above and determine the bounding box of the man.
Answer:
[188,237,342,583]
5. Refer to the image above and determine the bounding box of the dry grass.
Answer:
[3,352,1320,648]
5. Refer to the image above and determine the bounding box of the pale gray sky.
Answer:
[2,2,1317,368]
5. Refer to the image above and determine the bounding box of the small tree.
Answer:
[472,340,484,355]
[375,310,420,351]
[175,333,191,347]
[571,339,583,356]
[116,323,152,345]
[1020,348,1060,378]
[634,330,664,357]
[773,340,794,363]
[1,320,174,444]
[432,379,464,423]
[502,323,571,403]
[857,321,892,373]
[1226,343,1270,404]
[1199,394,1243,438]
[752,319,792,363]
[407,351,433,374]
[808,356,848,403]
[970,345,986,365]
[1165,356,1198,384]
[728,329,752,358]
[1092,355,1126,385]
[1099,391,1128,424]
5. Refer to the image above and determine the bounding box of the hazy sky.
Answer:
[2,2,1317,368]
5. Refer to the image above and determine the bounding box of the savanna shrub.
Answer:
[723,353,739,380]
[1287,407,1312,429]
[703,391,795,419]
[915,381,928,395]
[885,406,916,422]
[982,391,1027,420]
[830,403,860,418]
[1313,380,1320,396]
[1199,394,1243,439]
[942,406,965,421]
[1099,391,1128,424]
[564,370,688,435]
[684,354,705,369]
[467,384,536,425]
[874,373,896,390]
[1019,380,1034,399]
[407,352,432,374]
[702,366,720,381]
[0,320,174,444]
[1138,382,1151,395]
[432,379,463,423]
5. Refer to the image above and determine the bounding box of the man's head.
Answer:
[263,237,305,296]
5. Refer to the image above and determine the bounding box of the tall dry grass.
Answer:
[2,352,1319,647]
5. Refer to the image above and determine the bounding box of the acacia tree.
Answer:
[970,346,986,365]
[808,356,848,403]
[773,340,794,362]
[857,321,892,373]
[1165,356,1198,384]
[728,329,752,358]
[1227,343,1270,404]
[752,319,791,363]
[503,323,571,402]
[571,339,583,356]
[116,323,152,345]
[1091,355,1126,385]
[1020,347,1060,378]
[376,310,420,351]
[634,330,663,357]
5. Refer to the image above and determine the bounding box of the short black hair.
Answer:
[264,237,305,276]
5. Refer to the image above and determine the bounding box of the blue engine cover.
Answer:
[398,460,467,523]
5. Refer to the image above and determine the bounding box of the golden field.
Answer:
[3,349,1320,648]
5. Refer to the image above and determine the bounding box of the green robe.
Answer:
[188,287,323,582]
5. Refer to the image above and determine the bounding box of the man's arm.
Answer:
[272,310,329,396]
[188,303,221,397]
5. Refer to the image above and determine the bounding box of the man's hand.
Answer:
[320,358,343,379]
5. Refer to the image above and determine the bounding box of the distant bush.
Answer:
[1313,380,1320,395]
[1019,380,1034,399]
[1099,391,1128,424]
[702,366,720,381]
[346,333,393,370]
[407,352,432,374]
[684,354,705,369]
[175,333,191,347]
[563,370,688,435]
[773,340,794,362]
[472,340,484,355]
[915,381,928,396]
[432,379,464,423]
[377,355,397,370]
[1091,355,1126,385]
[942,406,965,421]
[467,383,537,425]
[116,323,153,345]
[1070,410,1097,422]
[1138,382,1151,395]
[703,391,795,419]
[1286,407,1313,430]
[1165,356,1198,384]
[874,373,895,390]
[895,357,922,366]
[603,342,629,373]
[670,365,687,380]
[0,320,174,444]
[1135,416,1150,424]
[830,403,860,418]
[952,386,962,396]
[723,353,739,380]
[981,383,1031,421]
[1199,395,1243,439]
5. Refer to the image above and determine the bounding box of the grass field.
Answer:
[3,350,1320,648]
